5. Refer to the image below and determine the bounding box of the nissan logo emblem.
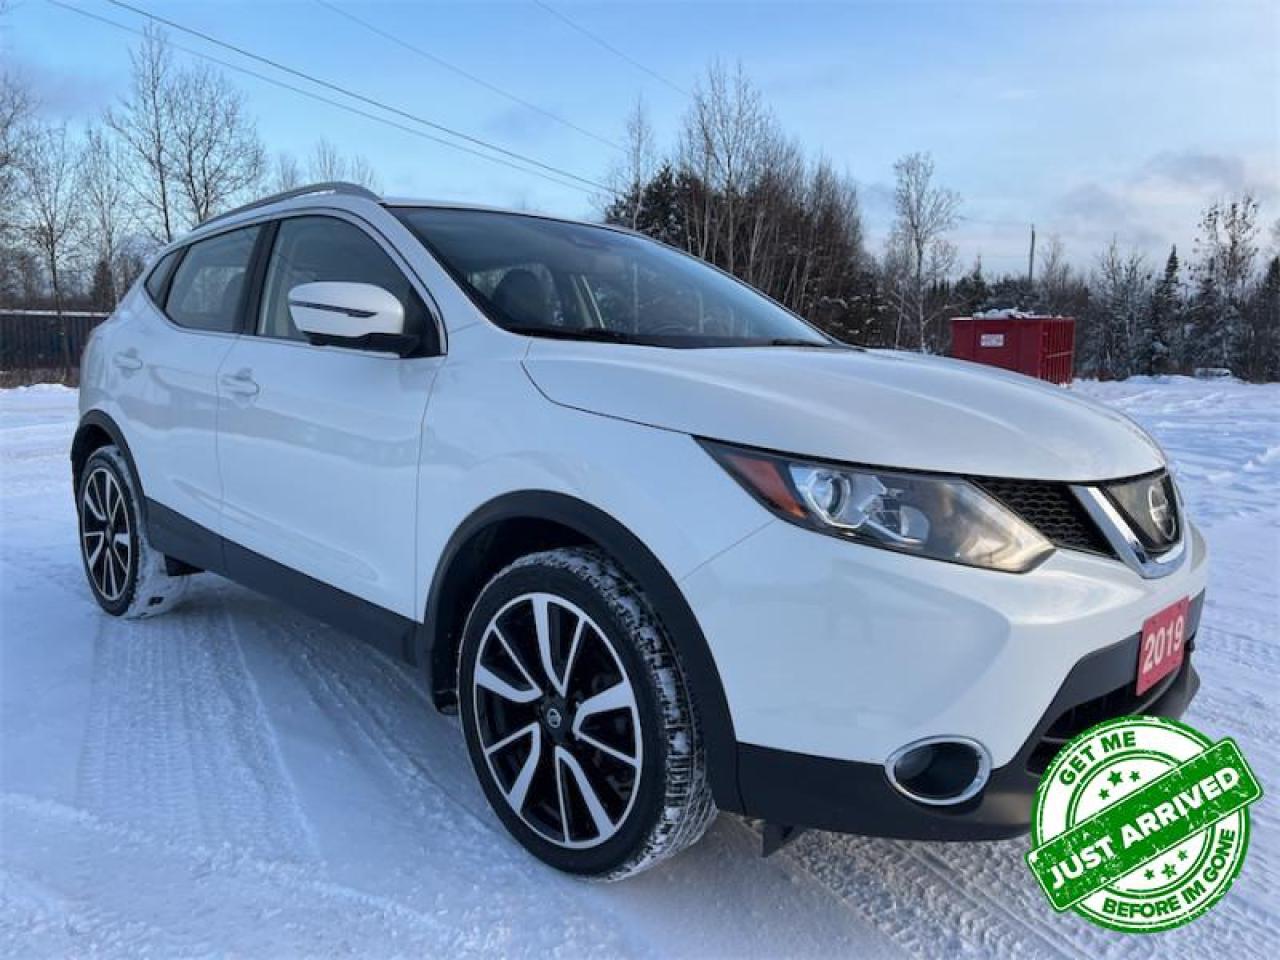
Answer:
[1147,483,1176,540]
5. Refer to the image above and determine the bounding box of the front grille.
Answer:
[1102,471,1180,556]
[973,478,1115,557]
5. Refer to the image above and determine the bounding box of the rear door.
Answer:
[215,213,442,618]
[112,225,261,554]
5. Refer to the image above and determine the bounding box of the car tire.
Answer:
[458,547,716,879]
[77,445,189,619]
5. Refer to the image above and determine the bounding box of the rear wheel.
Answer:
[77,445,188,618]
[458,547,715,879]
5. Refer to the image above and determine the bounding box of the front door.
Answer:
[216,213,442,618]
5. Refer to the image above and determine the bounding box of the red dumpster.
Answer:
[950,312,1075,385]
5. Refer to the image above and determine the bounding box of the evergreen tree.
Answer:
[1086,241,1148,379]
[1139,246,1182,375]
[1239,256,1280,382]
[88,256,115,311]
[953,259,989,314]
[1185,268,1223,373]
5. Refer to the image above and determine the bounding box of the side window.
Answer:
[258,216,429,343]
[144,249,181,304]
[163,227,261,333]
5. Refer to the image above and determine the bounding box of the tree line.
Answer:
[0,27,378,316]
[3,26,1277,382]
[605,64,1280,382]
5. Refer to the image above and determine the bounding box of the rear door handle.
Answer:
[220,370,259,397]
[112,351,142,372]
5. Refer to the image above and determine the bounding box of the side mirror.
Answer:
[288,281,416,355]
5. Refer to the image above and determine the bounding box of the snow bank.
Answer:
[2,380,1276,958]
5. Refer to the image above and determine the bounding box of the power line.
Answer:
[99,0,612,193]
[958,215,1032,229]
[314,0,623,153]
[46,0,598,195]
[531,0,689,98]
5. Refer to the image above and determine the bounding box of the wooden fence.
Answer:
[0,310,110,385]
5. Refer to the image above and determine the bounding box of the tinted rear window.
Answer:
[163,226,261,333]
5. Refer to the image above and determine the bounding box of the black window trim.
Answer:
[152,223,263,338]
[139,206,447,356]
[241,220,279,337]
[246,210,443,358]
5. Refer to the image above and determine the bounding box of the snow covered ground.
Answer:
[1,377,1276,958]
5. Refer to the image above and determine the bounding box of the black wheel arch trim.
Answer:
[72,410,146,512]
[418,490,744,812]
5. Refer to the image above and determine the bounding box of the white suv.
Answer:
[74,183,1207,878]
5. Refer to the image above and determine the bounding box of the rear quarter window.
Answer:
[144,249,181,304]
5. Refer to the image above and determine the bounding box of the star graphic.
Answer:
[1163,863,1177,879]
[1108,770,1124,786]
[1178,850,1189,861]
[1130,771,1141,782]
[1099,788,1111,801]
[1144,868,1155,880]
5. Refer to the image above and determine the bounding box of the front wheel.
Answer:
[458,547,716,879]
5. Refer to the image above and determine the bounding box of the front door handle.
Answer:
[220,370,259,398]
[112,351,142,372]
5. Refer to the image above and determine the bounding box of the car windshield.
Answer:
[394,207,840,348]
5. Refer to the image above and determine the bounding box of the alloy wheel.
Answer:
[471,592,642,849]
[81,466,132,602]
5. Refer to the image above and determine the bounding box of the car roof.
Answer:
[180,182,628,250]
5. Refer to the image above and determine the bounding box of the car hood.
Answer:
[522,342,1164,482]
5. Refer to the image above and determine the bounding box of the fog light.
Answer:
[885,737,991,806]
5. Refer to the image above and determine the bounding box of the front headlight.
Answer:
[702,440,1054,573]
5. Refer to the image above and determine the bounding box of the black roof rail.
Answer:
[199,182,382,229]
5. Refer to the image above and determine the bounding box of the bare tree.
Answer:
[1037,235,1072,313]
[346,153,381,192]
[79,125,132,308]
[107,26,178,242]
[169,63,264,224]
[678,62,770,270]
[270,151,302,193]
[307,138,380,190]
[18,124,82,374]
[891,152,960,349]
[1,66,33,240]
[308,138,346,181]
[605,96,657,228]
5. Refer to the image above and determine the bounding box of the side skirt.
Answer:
[145,498,416,660]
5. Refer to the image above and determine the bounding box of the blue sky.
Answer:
[6,0,1278,270]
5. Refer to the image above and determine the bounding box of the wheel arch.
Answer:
[72,410,144,506]
[418,490,743,811]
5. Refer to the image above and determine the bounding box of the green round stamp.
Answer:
[1025,715,1262,933]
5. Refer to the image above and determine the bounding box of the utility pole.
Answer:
[1027,223,1036,289]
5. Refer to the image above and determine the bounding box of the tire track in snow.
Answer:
[1,793,517,959]
[225,597,652,958]
[780,831,1080,959]
[74,579,316,864]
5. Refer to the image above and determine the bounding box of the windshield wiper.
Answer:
[764,337,849,349]
[504,324,634,343]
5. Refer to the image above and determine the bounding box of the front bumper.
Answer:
[736,609,1201,839]
[679,513,1209,837]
